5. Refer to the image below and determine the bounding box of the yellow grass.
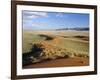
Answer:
[23,30,89,63]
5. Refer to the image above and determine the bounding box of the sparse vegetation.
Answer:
[22,30,89,67]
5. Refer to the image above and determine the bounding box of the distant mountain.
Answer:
[55,27,89,31]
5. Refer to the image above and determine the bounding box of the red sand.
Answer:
[23,57,89,69]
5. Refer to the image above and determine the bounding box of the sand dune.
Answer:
[22,30,89,68]
[24,57,89,68]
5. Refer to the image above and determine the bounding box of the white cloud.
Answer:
[27,15,39,18]
[56,13,63,17]
[23,11,48,19]
[29,12,48,17]
[32,22,47,27]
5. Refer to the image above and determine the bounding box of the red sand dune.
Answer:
[23,57,89,69]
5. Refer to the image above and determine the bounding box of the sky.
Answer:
[22,10,89,30]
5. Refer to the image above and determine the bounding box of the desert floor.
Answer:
[22,30,89,68]
[23,57,89,68]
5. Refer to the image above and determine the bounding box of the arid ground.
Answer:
[22,30,89,68]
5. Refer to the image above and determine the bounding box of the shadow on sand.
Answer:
[22,44,43,67]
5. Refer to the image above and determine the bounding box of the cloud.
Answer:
[27,15,39,18]
[32,22,47,27]
[56,13,63,17]
[23,11,48,19]
[28,12,48,17]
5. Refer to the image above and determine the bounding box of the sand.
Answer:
[23,57,89,69]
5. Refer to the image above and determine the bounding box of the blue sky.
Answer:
[22,10,89,30]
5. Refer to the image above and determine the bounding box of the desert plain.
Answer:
[22,30,89,68]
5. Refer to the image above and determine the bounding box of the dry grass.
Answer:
[22,30,89,64]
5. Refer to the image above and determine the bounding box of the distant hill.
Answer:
[56,27,89,31]
[23,27,89,31]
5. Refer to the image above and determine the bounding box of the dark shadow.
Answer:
[39,34,54,40]
[22,44,43,67]
[74,36,87,38]
[61,35,89,41]
[73,36,89,41]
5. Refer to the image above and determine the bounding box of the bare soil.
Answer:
[23,57,89,69]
